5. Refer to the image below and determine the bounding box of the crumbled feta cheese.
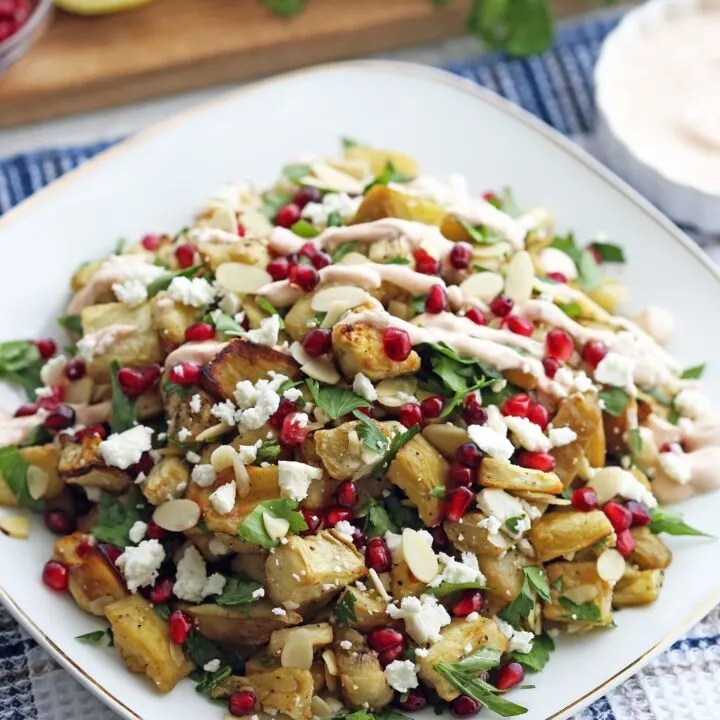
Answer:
[40,355,67,386]
[210,399,236,426]
[505,416,551,452]
[283,386,303,402]
[477,488,530,536]
[271,607,287,616]
[112,278,149,307]
[251,587,265,599]
[209,481,237,515]
[115,539,165,593]
[352,372,377,403]
[236,439,262,465]
[245,314,281,346]
[77,325,137,362]
[339,640,353,650]
[333,520,356,543]
[387,594,451,645]
[465,611,480,622]
[203,659,221,673]
[594,352,636,392]
[493,616,534,654]
[659,451,692,485]
[168,276,217,308]
[218,291,241,316]
[549,426,577,447]
[174,545,226,602]
[189,393,202,414]
[278,460,322,502]
[574,371,594,393]
[477,515,502,536]
[428,552,486,588]
[208,537,232,556]
[128,520,147,544]
[177,427,192,443]
[384,659,419,693]
[414,647,429,657]
[99,426,154,470]
[467,423,514,461]
[674,389,711,420]
[186,451,201,464]
[191,464,217,487]
[301,192,362,226]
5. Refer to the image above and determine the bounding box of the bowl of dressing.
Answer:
[595,0,720,232]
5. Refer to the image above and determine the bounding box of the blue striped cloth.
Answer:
[3,10,720,720]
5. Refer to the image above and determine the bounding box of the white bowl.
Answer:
[595,0,720,232]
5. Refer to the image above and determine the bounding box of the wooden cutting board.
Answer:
[0,0,582,130]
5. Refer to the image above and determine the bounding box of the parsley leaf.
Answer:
[455,647,502,673]
[58,315,83,335]
[216,577,264,607]
[576,251,603,291]
[558,596,602,624]
[501,186,522,218]
[260,191,294,221]
[236,498,307,549]
[599,387,630,417]
[523,566,550,602]
[629,428,643,456]
[255,438,281,464]
[429,486,447,499]
[327,211,344,227]
[110,360,137,433]
[425,581,485,598]
[255,297,282,320]
[557,301,582,319]
[290,219,320,238]
[194,665,232,695]
[500,566,548,627]
[93,489,150,547]
[146,265,202,298]
[590,241,626,263]
[681,364,705,380]
[378,257,411,265]
[335,590,358,626]
[162,378,193,398]
[369,424,421,480]
[383,491,423,530]
[282,163,311,182]
[363,161,412,193]
[75,628,113,646]
[261,0,304,16]
[458,219,503,245]
[352,410,390,454]
[331,242,359,263]
[362,496,398,538]
[211,311,245,336]
[305,379,370,420]
[648,507,712,537]
[511,633,554,672]
[505,516,524,535]
[0,340,43,401]
[0,445,44,512]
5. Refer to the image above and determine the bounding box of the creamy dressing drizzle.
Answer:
[66,253,154,315]
[189,227,243,244]
[164,341,229,370]
[78,324,138,362]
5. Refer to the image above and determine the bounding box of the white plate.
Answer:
[1,61,719,720]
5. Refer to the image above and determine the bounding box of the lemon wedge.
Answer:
[54,0,156,15]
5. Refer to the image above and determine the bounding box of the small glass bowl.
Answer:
[0,0,53,77]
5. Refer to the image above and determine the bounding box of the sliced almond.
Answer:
[460,271,504,302]
[232,457,251,497]
[311,695,333,719]
[65,376,93,404]
[263,512,290,540]
[321,648,339,676]
[421,423,468,459]
[211,445,238,473]
[336,251,371,265]
[514,490,572,506]
[368,568,391,602]
[215,262,272,295]
[280,629,313,670]
[195,422,232,442]
[26,466,50,500]
[587,467,625,505]
[321,301,353,329]
[0,515,30,539]
[402,528,439,583]
[376,377,418,408]
[596,548,626,585]
[302,163,365,195]
[206,205,237,233]
[290,341,313,366]
[152,499,201,532]
[472,240,512,260]
[504,250,535,304]
[311,286,369,312]
[302,359,340,385]
[563,584,599,605]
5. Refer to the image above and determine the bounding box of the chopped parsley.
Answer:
[648,507,712,537]
[92,489,151,547]
[681,363,705,380]
[331,242,359,263]
[215,577,264,607]
[0,340,44,401]
[558,596,602,624]
[335,590,358,626]
[305,379,369,419]
[0,445,44,512]
[598,387,630,417]
[236,498,307,548]
[511,633,555,672]
[352,410,390,454]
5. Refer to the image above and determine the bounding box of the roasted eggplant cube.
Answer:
[479,457,563,494]
[58,433,130,493]
[544,561,613,627]
[528,509,614,563]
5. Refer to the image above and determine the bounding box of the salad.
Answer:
[0,140,717,720]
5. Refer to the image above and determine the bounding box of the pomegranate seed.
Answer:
[229,689,257,716]
[502,315,534,337]
[336,481,358,508]
[397,687,428,711]
[63,358,86,382]
[588,245,603,264]
[175,243,196,269]
[515,450,556,472]
[35,338,57,359]
[75,424,106,442]
[184,322,215,343]
[424,284,448,314]
[42,560,69,592]
[275,203,301,228]
[326,506,353,527]
[14,403,38,417]
[267,256,290,281]
[452,590,484,617]
[44,510,75,535]
[270,398,297,428]
[545,328,574,361]
[501,393,531,418]
[168,362,201,386]
[527,403,550,430]
[117,368,147,398]
[288,263,320,292]
[449,242,472,270]
[279,411,310,446]
[312,251,332,270]
[145,520,165,540]
[76,536,95,558]
[302,328,332,357]
[464,307,487,326]
[141,234,161,251]
[378,645,405,667]
[496,662,525,690]
[546,271,568,283]
[150,578,174,604]
[293,186,321,209]
[463,394,488,426]
[142,364,162,387]
[351,526,366,548]
[451,695,482,717]
[456,442,484,468]
[38,385,65,410]
[298,242,319,259]
[449,462,474,488]
[604,501,632,532]
[543,356,561,378]
[571,487,597,512]
[44,405,76,431]
[301,509,323,535]
[236,223,246,237]
[357,406,373,418]
[445,487,474,522]
[364,536,392,572]
[627,500,651,527]
[413,248,439,275]
[430,525,449,547]
[616,529,636,557]
[490,294,514,317]
[99,544,123,565]
[168,610,193,644]
[398,402,423,429]
[420,395,445,419]
[129,452,155,478]
[483,190,501,205]
[367,626,404,652]
[383,327,412,362]
[582,340,609,369]
[659,442,677,453]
